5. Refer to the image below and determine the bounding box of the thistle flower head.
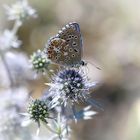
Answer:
[4,0,37,22]
[0,30,21,50]
[30,50,51,74]
[27,99,50,124]
[21,98,56,135]
[56,69,85,99]
[47,68,97,107]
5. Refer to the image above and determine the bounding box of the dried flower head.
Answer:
[0,30,21,50]
[30,50,51,74]
[4,0,37,22]
[47,68,97,107]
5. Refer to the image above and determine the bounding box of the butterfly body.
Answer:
[45,22,84,67]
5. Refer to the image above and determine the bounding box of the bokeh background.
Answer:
[0,0,140,140]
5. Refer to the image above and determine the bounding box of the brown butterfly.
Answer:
[44,22,86,67]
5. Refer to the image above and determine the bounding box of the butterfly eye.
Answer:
[74,36,78,39]
[55,56,58,60]
[71,54,75,57]
[69,48,73,52]
[49,46,53,49]
[68,35,72,39]
[48,54,52,59]
[74,48,79,53]
[48,50,53,54]
[72,42,77,46]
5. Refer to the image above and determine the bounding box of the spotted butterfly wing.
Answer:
[45,22,83,66]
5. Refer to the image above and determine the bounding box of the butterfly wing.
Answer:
[57,22,83,66]
[46,37,70,65]
[45,22,83,66]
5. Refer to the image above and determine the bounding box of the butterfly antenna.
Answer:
[86,60,101,70]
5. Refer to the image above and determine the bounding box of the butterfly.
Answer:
[45,22,86,67]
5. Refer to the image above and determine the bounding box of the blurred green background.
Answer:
[0,0,140,140]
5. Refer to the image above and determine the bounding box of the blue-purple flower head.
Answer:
[47,68,97,107]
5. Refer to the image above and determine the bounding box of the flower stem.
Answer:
[0,19,21,88]
[0,52,14,88]
[58,135,62,140]
[43,123,56,133]
[12,20,22,35]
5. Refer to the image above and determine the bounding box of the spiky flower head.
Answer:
[4,0,37,22]
[30,50,51,74]
[47,68,97,107]
[0,30,21,50]
[27,99,50,124]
